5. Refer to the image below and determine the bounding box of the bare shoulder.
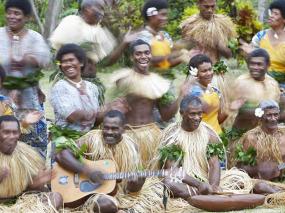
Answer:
[206,126,218,143]
[243,132,257,150]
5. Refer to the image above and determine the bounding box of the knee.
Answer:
[93,196,117,213]
[46,192,63,210]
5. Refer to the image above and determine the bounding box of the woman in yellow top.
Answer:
[138,0,182,70]
[240,0,285,86]
[187,54,228,134]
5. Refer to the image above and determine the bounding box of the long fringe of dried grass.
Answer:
[117,177,195,213]
[49,15,117,63]
[0,193,58,213]
[111,68,171,100]
[220,168,254,194]
[0,142,44,198]
[180,14,236,48]
[125,123,161,169]
[152,122,218,183]
[264,192,285,208]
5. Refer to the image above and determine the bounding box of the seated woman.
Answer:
[240,0,285,87]
[187,54,228,134]
[50,44,100,133]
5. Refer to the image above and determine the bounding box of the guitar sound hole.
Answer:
[80,181,101,192]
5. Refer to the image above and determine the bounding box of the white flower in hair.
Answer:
[147,7,158,16]
[255,108,264,118]
[189,66,198,76]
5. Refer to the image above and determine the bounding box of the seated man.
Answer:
[55,110,170,212]
[233,100,285,194]
[112,39,190,168]
[0,115,62,211]
[153,95,222,197]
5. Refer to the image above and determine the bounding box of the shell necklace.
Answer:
[65,77,83,89]
[7,27,26,40]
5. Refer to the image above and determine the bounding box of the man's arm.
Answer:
[158,81,190,122]
[55,144,104,184]
[217,42,232,58]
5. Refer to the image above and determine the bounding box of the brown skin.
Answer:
[124,44,189,125]
[79,0,137,78]
[193,62,228,124]
[231,57,274,130]
[146,9,183,68]
[162,104,222,198]
[6,7,39,68]
[184,0,232,63]
[0,121,62,209]
[237,108,285,194]
[240,8,285,55]
[56,116,144,212]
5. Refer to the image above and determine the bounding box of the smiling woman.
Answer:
[186,54,228,134]
[50,44,99,133]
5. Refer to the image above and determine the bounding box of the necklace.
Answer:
[7,27,26,40]
[65,77,83,89]
[197,82,211,94]
[272,28,285,39]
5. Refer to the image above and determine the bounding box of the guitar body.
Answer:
[51,159,116,207]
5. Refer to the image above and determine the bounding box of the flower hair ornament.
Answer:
[146,7,158,17]
[56,61,61,66]
[255,107,264,118]
[189,66,198,76]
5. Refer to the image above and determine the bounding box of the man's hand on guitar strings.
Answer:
[126,173,145,192]
[88,170,104,185]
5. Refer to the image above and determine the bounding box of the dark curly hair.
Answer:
[103,110,126,126]
[188,54,212,70]
[5,0,32,16]
[130,39,151,55]
[248,48,270,66]
[142,0,169,21]
[56,44,87,72]
[270,0,285,19]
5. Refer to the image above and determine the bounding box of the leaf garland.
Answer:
[227,126,247,141]
[212,61,228,75]
[158,144,185,166]
[2,69,44,90]
[233,144,256,166]
[206,142,226,162]
[49,124,87,162]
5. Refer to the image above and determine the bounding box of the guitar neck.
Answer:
[103,170,165,180]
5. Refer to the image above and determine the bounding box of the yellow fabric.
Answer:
[0,101,12,115]
[150,32,171,69]
[260,30,285,72]
[201,89,222,134]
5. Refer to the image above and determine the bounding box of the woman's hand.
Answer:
[23,111,43,125]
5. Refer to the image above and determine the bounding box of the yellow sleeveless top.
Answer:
[201,89,222,134]
[150,32,171,69]
[260,30,285,72]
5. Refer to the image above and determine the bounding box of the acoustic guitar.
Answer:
[51,159,169,207]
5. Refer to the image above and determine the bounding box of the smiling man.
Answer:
[232,100,285,194]
[229,49,281,133]
[0,115,62,211]
[112,39,190,168]
[153,95,223,197]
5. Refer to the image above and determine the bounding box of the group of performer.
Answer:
[0,0,285,212]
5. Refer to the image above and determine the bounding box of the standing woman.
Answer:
[240,0,285,88]
[187,54,228,135]
[138,0,182,70]
[0,0,50,155]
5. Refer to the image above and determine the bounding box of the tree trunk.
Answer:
[29,0,44,34]
[43,0,62,40]
[258,0,266,23]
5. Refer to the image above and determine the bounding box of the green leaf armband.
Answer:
[158,144,185,166]
[233,144,256,166]
[206,142,226,162]
[158,91,175,106]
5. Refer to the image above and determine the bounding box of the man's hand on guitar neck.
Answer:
[85,169,104,185]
